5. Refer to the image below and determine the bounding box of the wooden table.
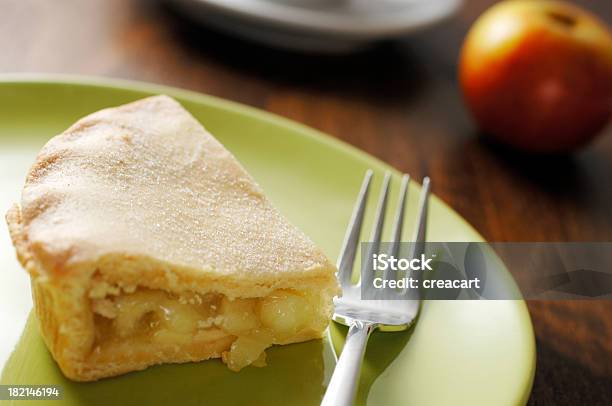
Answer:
[2,0,611,404]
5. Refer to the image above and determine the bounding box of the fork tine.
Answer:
[401,177,430,299]
[389,174,410,257]
[361,171,391,289]
[337,170,373,287]
[412,177,430,249]
[369,172,391,245]
[384,174,409,283]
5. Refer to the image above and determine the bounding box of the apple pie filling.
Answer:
[89,283,327,371]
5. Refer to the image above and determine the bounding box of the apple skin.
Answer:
[459,0,612,153]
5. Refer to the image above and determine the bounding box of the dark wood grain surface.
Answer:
[2,0,611,404]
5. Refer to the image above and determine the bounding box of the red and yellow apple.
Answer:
[459,0,612,152]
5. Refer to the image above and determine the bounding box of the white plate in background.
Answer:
[167,0,462,53]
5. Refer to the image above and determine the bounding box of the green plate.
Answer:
[0,75,535,405]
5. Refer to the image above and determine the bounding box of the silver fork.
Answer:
[321,170,430,406]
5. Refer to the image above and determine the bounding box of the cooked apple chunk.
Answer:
[87,282,331,373]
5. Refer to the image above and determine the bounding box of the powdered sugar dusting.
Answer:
[20,95,334,279]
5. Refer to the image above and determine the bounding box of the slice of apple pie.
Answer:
[6,95,339,381]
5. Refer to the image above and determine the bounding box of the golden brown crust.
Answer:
[6,204,35,276]
[8,205,95,380]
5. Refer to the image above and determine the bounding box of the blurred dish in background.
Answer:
[166,0,462,53]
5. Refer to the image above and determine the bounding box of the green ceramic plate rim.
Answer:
[0,73,536,404]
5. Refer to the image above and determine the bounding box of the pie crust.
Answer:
[5,95,339,381]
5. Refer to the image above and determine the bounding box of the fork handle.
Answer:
[321,321,376,406]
